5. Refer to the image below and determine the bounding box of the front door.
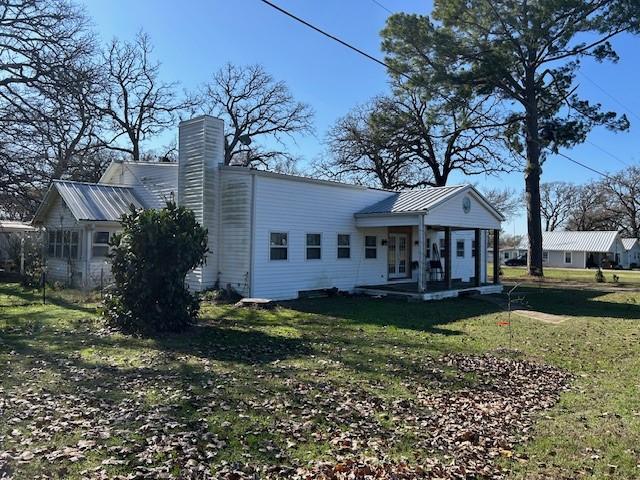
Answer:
[388,233,409,279]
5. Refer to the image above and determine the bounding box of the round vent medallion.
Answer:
[462,196,471,214]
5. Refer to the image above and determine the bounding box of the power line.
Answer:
[585,139,630,167]
[369,0,392,14]
[555,151,613,180]
[578,70,640,122]
[259,0,410,81]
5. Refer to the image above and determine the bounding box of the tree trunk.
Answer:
[524,101,544,277]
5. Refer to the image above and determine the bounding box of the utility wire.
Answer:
[261,0,628,181]
[578,70,640,122]
[259,0,410,81]
[585,139,630,167]
[370,0,393,14]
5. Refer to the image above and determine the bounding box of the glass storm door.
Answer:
[388,233,409,279]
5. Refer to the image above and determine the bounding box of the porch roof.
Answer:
[356,185,467,215]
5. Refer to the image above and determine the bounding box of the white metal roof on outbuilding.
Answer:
[0,220,37,233]
[33,180,146,223]
[622,238,639,251]
[519,231,621,253]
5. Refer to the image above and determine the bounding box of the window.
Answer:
[365,235,377,259]
[306,233,321,260]
[337,234,351,259]
[456,240,465,258]
[472,240,477,257]
[426,238,431,258]
[504,251,510,260]
[543,251,549,262]
[439,238,446,258]
[564,251,572,264]
[270,232,288,261]
[92,231,111,257]
[47,229,80,259]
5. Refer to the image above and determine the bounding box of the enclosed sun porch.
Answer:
[353,185,504,301]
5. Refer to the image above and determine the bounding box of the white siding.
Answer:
[178,116,223,291]
[427,230,487,283]
[544,250,587,268]
[101,162,178,209]
[424,190,501,230]
[42,196,83,286]
[251,175,391,300]
[219,171,252,295]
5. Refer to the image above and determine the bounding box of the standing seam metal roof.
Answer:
[356,185,468,215]
[518,231,621,253]
[51,180,145,222]
[622,238,639,251]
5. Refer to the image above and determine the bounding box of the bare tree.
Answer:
[97,32,194,161]
[319,84,517,189]
[540,182,578,231]
[200,63,314,169]
[599,167,640,238]
[481,187,522,222]
[566,185,613,232]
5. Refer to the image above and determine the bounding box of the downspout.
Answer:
[248,173,257,297]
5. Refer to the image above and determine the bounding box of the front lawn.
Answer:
[1,283,639,479]
[500,265,640,285]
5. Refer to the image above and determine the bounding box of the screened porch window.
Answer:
[306,233,321,260]
[270,232,288,261]
[47,229,80,259]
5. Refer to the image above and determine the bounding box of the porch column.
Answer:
[474,228,481,287]
[84,225,93,290]
[444,227,452,289]
[493,229,500,284]
[418,215,425,293]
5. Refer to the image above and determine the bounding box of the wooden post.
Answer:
[444,227,452,289]
[474,228,481,287]
[418,216,425,293]
[493,229,500,284]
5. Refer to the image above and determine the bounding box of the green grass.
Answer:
[1,282,640,478]
[499,265,640,285]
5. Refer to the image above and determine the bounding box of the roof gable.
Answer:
[622,238,639,251]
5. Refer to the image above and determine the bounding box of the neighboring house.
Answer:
[517,230,626,269]
[621,238,640,269]
[498,247,527,264]
[0,220,38,273]
[32,116,504,300]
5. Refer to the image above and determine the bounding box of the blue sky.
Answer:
[81,0,640,235]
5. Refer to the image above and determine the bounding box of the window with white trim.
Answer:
[365,235,377,259]
[456,240,465,258]
[337,234,351,259]
[504,251,510,260]
[543,251,549,262]
[270,232,288,261]
[306,233,321,260]
[439,238,446,258]
[564,251,572,264]
[92,231,111,257]
[47,229,80,259]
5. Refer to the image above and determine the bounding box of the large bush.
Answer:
[104,201,208,335]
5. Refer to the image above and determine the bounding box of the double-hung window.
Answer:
[456,240,465,258]
[337,234,351,259]
[543,251,549,262]
[47,229,80,259]
[365,235,377,259]
[92,231,111,257]
[306,233,321,260]
[564,251,572,264]
[439,238,446,258]
[270,232,288,261]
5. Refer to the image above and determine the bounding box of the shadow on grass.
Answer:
[282,295,503,335]
[0,283,95,314]
[517,286,640,319]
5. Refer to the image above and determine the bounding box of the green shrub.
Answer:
[7,232,44,287]
[103,201,208,335]
[595,268,605,283]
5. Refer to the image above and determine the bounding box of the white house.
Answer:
[517,230,627,269]
[622,238,640,269]
[32,116,504,300]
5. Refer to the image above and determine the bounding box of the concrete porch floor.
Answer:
[355,281,503,301]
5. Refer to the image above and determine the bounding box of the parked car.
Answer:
[505,255,527,266]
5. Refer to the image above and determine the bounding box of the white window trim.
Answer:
[92,231,111,258]
[564,251,572,264]
[305,232,322,261]
[269,231,289,262]
[456,240,465,258]
[337,233,351,260]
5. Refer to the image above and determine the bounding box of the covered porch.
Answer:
[354,185,504,300]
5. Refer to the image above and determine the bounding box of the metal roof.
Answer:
[36,180,146,222]
[518,231,621,253]
[357,185,468,215]
[622,238,638,251]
